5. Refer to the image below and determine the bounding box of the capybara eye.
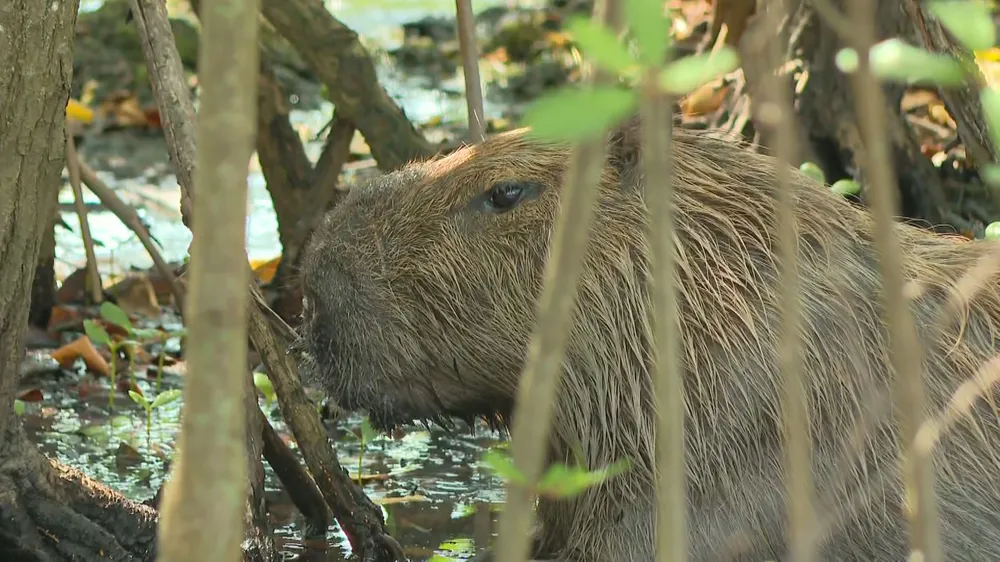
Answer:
[483,180,539,213]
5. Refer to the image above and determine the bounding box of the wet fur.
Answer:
[298,117,1000,561]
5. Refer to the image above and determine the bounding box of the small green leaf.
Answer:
[831,178,861,196]
[623,0,671,67]
[128,390,149,408]
[868,38,966,87]
[927,0,996,52]
[799,162,826,184]
[168,327,188,338]
[151,389,182,409]
[253,372,276,401]
[14,399,25,416]
[523,85,637,142]
[132,328,162,341]
[360,416,378,443]
[981,163,1000,188]
[835,48,860,73]
[100,301,133,333]
[481,449,527,485]
[658,48,740,95]
[986,221,1000,240]
[537,459,632,498]
[980,86,1000,157]
[565,16,638,76]
[83,319,111,346]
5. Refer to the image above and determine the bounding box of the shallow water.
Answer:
[34,0,550,559]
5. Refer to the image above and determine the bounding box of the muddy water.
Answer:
[32,0,550,559]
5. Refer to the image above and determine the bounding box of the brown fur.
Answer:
[297,117,1000,561]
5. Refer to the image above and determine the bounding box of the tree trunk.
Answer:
[29,211,58,330]
[0,1,161,560]
[735,0,1000,233]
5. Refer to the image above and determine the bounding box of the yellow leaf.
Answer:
[66,99,94,125]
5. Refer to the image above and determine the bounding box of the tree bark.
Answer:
[0,1,160,560]
[735,0,1000,233]
[259,0,435,172]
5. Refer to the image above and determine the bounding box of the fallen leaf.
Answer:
[681,82,730,116]
[50,336,110,376]
[107,274,161,318]
[374,495,427,506]
[251,256,282,285]
[16,388,44,402]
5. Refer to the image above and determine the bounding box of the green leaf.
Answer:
[980,86,1000,158]
[253,372,276,401]
[927,0,996,52]
[834,47,860,73]
[868,38,966,87]
[536,458,632,498]
[14,399,25,416]
[798,162,826,184]
[831,178,861,196]
[151,389,182,409]
[658,48,740,95]
[523,86,637,142]
[128,390,149,408]
[565,16,637,76]
[981,163,1000,188]
[623,0,671,67]
[481,449,527,485]
[83,319,111,346]
[986,221,1000,240]
[132,328,162,341]
[169,327,188,338]
[100,301,133,333]
[360,416,378,443]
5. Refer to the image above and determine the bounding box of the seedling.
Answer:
[481,447,632,500]
[341,416,380,485]
[253,372,277,407]
[129,388,182,447]
[13,400,25,416]
[83,318,124,409]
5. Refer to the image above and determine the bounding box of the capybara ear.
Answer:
[606,103,683,185]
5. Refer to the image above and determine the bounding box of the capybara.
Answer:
[297,115,1000,561]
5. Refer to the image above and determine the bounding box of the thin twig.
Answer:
[842,0,944,560]
[455,0,486,142]
[76,160,186,312]
[493,0,613,560]
[752,1,818,559]
[65,129,104,304]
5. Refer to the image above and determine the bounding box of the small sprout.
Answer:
[831,178,861,196]
[168,327,188,338]
[253,372,276,404]
[151,389,182,409]
[798,161,826,184]
[132,328,162,341]
[83,319,111,346]
[14,399,25,416]
[927,0,996,53]
[360,416,378,443]
[99,301,133,333]
[129,390,149,409]
[657,48,740,96]
[985,221,1000,240]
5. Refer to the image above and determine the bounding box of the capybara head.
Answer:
[297,128,585,431]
